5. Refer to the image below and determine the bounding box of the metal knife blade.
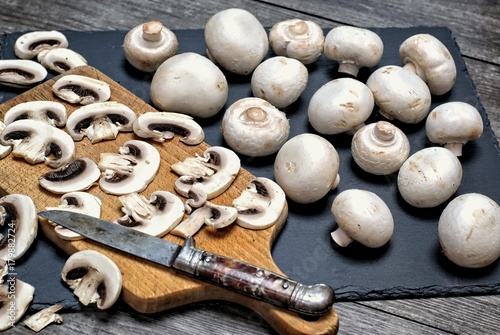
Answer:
[38,210,335,316]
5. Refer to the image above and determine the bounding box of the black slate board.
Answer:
[1,27,499,312]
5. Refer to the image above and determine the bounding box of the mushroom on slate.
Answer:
[425,101,483,156]
[37,47,88,73]
[330,189,394,248]
[61,249,122,310]
[66,101,136,143]
[0,59,48,88]
[52,74,111,105]
[0,278,35,331]
[14,30,68,59]
[4,100,67,127]
[39,157,101,194]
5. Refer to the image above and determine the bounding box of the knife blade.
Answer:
[38,210,335,316]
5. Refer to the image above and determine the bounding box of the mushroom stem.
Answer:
[330,227,354,247]
[286,20,309,36]
[444,142,464,156]
[338,62,360,77]
[373,121,396,143]
[142,21,164,42]
[243,107,268,123]
[71,268,103,306]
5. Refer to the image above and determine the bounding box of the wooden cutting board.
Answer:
[0,66,339,335]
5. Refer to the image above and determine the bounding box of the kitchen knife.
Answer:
[38,210,335,316]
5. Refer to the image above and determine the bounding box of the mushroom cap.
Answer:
[0,278,35,331]
[221,97,290,157]
[150,52,229,118]
[14,30,69,59]
[351,121,410,175]
[39,157,101,194]
[308,77,374,134]
[268,18,325,65]
[425,101,483,156]
[438,193,500,268]
[399,33,456,95]
[366,65,431,124]
[37,47,88,73]
[324,26,384,77]
[0,59,48,88]
[4,100,67,127]
[251,56,309,108]
[123,20,178,72]
[397,147,462,208]
[331,189,394,248]
[274,133,340,203]
[52,74,111,105]
[204,8,268,75]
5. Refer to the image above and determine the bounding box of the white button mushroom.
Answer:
[251,56,308,109]
[3,100,67,127]
[330,189,394,248]
[398,147,462,208]
[324,26,384,77]
[425,101,484,156]
[39,157,101,194]
[399,33,456,96]
[366,65,432,124]
[14,30,68,59]
[274,133,340,204]
[52,74,111,105]
[307,77,374,135]
[150,52,228,118]
[0,59,48,88]
[268,18,325,65]
[351,121,410,175]
[221,97,290,157]
[0,278,35,331]
[438,193,500,268]
[37,47,88,74]
[123,20,178,72]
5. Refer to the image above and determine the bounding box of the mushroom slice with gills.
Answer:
[0,122,12,159]
[61,249,122,310]
[185,182,208,214]
[0,59,48,88]
[171,146,241,199]
[37,47,88,73]
[66,101,137,143]
[39,157,100,194]
[232,177,287,230]
[425,101,484,156]
[171,201,238,238]
[269,18,325,65]
[324,26,384,77]
[14,30,69,59]
[3,100,67,127]
[52,74,111,105]
[132,111,204,145]
[45,191,102,240]
[115,191,185,237]
[23,304,63,332]
[0,194,37,261]
[0,119,75,168]
[98,140,161,195]
[0,278,35,331]
[400,34,456,96]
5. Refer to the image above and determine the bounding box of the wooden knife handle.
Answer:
[172,236,335,316]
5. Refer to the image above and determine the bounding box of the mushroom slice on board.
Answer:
[66,101,137,143]
[23,304,63,332]
[52,74,111,105]
[0,59,48,88]
[61,249,122,310]
[132,111,204,145]
[37,47,88,74]
[45,191,102,240]
[98,140,161,195]
[0,122,12,159]
[184,182,208,214]
[39,157,100,194]
[14,30,69,59]
[115,191,185,237]
[171,201,238,238]
[233,177,287,230]
[0,278,35,331]
[0,194,38,261]
[171,146,241,200]
[3,100,67,127]
[0,119,75,168]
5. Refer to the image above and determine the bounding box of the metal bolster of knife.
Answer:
[172,236,335,316]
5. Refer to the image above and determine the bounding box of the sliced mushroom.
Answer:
[185,182,208,214]
[3,100,67,127]
[0,278,35,331]
[61,249,122,310]
[233,177,287,230]
[37,47,88,73]
[39,157,100,194]
[98,140,161,195]
[0,122,12,159]
[14,30,69,59]
[0,119,75,168]
[0,259,6,282]
[132,111,204,145]
[23,304,63,332]
[66,101,136,143]
[0,59,48,88]
[45,191,102,240]
[0,194,37,261]
[52,74,111,105]
[170,201,238,238]
[115,191,185,237]
[171,146,241,199]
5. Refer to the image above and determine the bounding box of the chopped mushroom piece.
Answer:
[0,59,48,88]
[61,250,122,310]
[3,100,67,127]
[37,47,88,73]
[0,122,11,159]
[23,304,63,332]
[14,30,69,59]
[39,157,101,194]
[52,74,111,105]
[0,278,35,331]
[184,182,208,214]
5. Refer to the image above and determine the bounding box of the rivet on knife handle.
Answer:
[172,236,335,316]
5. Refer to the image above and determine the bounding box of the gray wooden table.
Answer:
[1,1,499,334]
